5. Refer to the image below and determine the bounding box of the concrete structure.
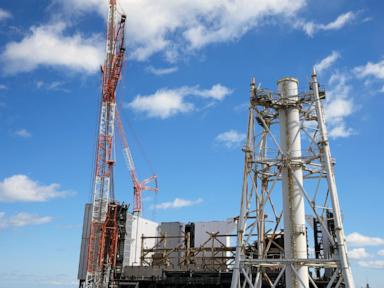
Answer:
[158,222,184,267]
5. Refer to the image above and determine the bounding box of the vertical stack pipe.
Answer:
[278,78,309,288]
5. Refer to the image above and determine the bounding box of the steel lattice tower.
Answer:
[85,1,126,287]
[231,69,355,288]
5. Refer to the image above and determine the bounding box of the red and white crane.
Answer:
[84,1,158,287]
[86,1,126,287]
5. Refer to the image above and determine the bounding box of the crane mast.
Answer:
[85,1,126,287]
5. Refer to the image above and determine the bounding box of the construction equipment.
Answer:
[85,1,127,287]
[116,111,158,215]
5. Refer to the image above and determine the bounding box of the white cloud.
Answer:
[348,248,370,260]
[215,129,246,148]
[378,250,384,256]
[347,232,384,246]
[0,8,11,22]
[327,123,353,138]
[354,59,384,80]
[45,81,63,90]
[0,84,7,90]
[1,22,104,74]
[154,197,203,210]
[15,129,32,138]
[0,212,52,229]
[35,80,69,92]
[322,11,356,30]
[193,84,233,100]
[297,11,356,37]
[324,72,355,138]
[358,260,384,269]
[315,51,340,74]
[0,174,69,202]
[127,84,232,119]
[146,66,178,76]
[128,87,194,119]
[55,0,306,61]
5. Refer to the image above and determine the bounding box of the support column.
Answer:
[311,68,355,288]
[278,77,309,288]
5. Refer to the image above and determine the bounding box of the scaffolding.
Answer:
[140,232,236,271]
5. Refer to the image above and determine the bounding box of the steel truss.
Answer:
[231,69,355,288]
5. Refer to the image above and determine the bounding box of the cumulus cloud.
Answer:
[0,8,12,22]
[297,11,356,37]
[193,84,233,100]
[347,232,384,246]
[128,88,194,119]
[0,174,69,202]
[146,66,178,76]
[127,84,232,119]
[55,0,306,61]
[348,248,370,260]
[324,72,355,138]
[354,59,384,80]
[378,250,384,256]
[0,212,52,229]
[215,130,246,148]
[154,198,203,210]
[315,51,340,74]
[1,22,104,74]
[358,260,384,269]
[15,129,32,138]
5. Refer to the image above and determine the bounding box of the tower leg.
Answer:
[311,68,355,288]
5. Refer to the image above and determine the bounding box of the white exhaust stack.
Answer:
[278,77,309,288]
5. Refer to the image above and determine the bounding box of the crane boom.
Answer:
[116,111,158,215]
[85,1,126,287]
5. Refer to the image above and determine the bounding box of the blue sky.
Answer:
[0,0,383,287]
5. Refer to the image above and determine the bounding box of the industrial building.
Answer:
[79,206,238,287]
[78,1,355,287]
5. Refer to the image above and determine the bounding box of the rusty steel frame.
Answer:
[140,232,237,271]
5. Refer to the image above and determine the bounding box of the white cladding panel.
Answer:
[123,214,159,266]
[195,220,236,248]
